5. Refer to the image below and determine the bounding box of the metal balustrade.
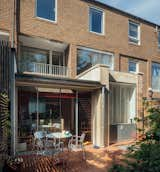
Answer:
[19,62,69,77]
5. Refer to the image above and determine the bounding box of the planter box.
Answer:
[110,123,136,143]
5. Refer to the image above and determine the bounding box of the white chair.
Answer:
[68,133,86,160]
[33,131,46,151]
[43,135,64,156]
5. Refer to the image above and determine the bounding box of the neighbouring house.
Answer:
[0,0,160,155]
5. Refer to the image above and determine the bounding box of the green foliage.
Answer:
[0,91,10,155]
[109,143,160,172]
[109,164,128,172]
[109,104,160,172]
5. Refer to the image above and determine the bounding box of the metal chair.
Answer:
[42,136,64,156]
[68,133,86,160]
[33,131,46,151]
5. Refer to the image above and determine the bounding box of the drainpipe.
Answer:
[11,0,16,48]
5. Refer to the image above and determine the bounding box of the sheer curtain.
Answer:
[110,84,136,124]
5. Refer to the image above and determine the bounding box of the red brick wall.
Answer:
[0,0,12,36]
[1,0,160,97]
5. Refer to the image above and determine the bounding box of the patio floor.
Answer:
[3,140,134,172]
[62,140,134,172]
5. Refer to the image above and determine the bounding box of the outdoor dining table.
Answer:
[46,132,72,148]
[46,132,72,139]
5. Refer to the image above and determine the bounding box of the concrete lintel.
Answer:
[110,71,138,84]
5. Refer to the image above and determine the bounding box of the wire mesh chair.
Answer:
[68,133,86,160]
[33,131,46,151]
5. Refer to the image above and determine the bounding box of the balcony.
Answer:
[19,62,69,78]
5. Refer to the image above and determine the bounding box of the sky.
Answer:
[98,0,160,25]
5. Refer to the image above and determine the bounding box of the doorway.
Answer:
[109,83,136,143]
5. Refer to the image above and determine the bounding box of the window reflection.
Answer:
[20,46,49,72]
[152,62,160,91]
[77,48,114,74]
[36,0,56,21]
[89,7,103,34]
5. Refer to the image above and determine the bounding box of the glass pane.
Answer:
[90,8,103,33]
[52,51,63,66]
[129,61,137,72]
[129,37,139,44]
[18,87,75,151]
[77,48,113,74]
[77,49,92,74]
[37,0,55,21]
[129,22,138,38]
[152,62,160,91]
[21,47,49,63]
[20,47,49,72]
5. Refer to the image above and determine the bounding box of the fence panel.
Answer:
[0,40,11,95]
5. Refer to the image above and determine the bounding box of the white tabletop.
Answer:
[41,125,55,128]
[46,132,72,139]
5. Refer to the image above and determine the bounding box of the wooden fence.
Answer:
[0,40,11,95]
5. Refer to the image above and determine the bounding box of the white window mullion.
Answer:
[36,0,57,22]
[129,21,140,45]
[89,7,104,35]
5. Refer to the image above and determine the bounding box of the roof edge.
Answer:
[82,0,160,27]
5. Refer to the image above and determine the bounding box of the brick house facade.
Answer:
[0,0,160,153]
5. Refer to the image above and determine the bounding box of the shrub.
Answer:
[109,104,160,172]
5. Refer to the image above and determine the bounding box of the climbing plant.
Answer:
[0,91,10,159]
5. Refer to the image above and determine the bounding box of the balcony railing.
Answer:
[19,62,69,77]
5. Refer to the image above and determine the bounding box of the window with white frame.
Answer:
[128,59,138,73]
[77,47,114,74]
[36,0,57,22]
[129,21,140,44]
[89,7,104,34]
[158,31,160,48]
[152,62,160,91]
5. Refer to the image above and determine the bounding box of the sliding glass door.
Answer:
[18,87,75,150]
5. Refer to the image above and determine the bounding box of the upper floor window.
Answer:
[89,7,104,34]
[128,59,138,73]
[129,21,140,45]
[158,31,160,49]
[36,0,57,22]
[20,46,49,72]
[152,62,160,92]
[77,47,114,74]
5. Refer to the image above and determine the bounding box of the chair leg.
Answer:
[82,145,86,160]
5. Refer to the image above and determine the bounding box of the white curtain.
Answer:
[110,84,136,124]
